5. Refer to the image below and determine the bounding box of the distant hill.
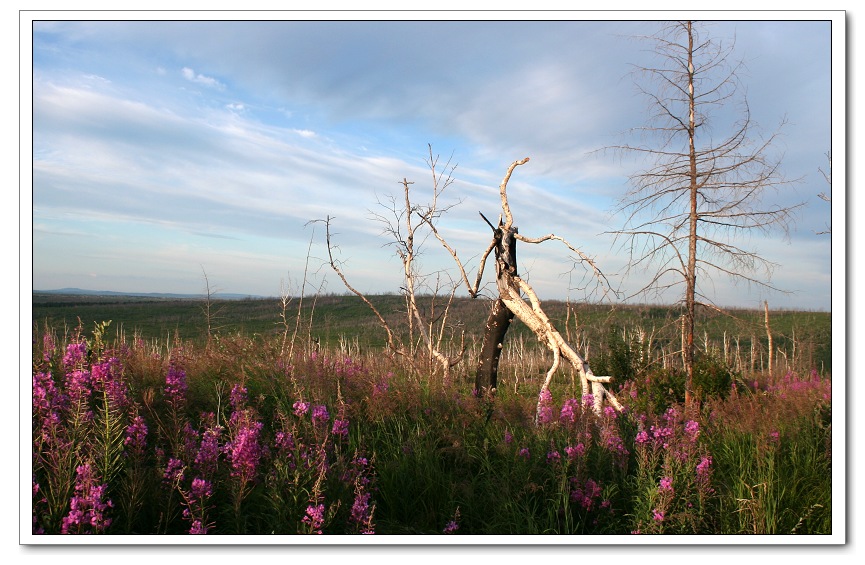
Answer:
[33,288,264,301]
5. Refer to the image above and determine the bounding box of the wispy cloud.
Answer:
[27,17,837,310]
[182,66,223,89]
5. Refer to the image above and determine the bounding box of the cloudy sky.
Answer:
[25,13,841,311]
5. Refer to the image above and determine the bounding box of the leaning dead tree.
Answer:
[423,156,622,418]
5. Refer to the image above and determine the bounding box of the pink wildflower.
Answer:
[293,400,310,417]
[60,464,113,534]
[311,405,330,426]
[565,443,585,459]
[659,476,674,492]
[536,388,554,425]
[302,503,325,533]
[332,418,350,439]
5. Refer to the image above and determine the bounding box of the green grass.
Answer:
[32,293,832,374]
[30,316,833,536]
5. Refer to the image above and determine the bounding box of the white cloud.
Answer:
[28,19,837,309]
[181,67,223,88]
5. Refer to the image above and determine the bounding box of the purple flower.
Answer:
[182,422,201,462]
[603,432,629,459]
[62,342,88,370]
[164,362,187,406]
[181,477,214,534]
[663,406,680,424]
[311,404,330,426]
[230,384,247,411]
[225,421,264,482]
[347,454,371,484]
[560,397,579,424]
[696,455,713,479]
[684,419,700,440]
[518,447,530,460]
[91,357,128,407]
[274,431,296,453]
[60,464,113,534]
[651,425,674,448]
[350,491,372,525]
[332,418,350,439]
[163,458,185,484]
[581,393,595,408]
[195,425,223,478]
[373,380,389,396]
[635,430,650,444]
[124,415,148,455]
[652,509,665,522]
[190,477,213,501]
[302,503,325,533]
[32,371,58,418]
[65,369,92,404]
[603,405,618,419]
[570,478,602,511]
[565,443,585,459]
[659,476,674,493]
[547,450,561,464]
[293,401,310,417]
[504,429,513,444]
[443,520,459,534]
[536,388,554,425]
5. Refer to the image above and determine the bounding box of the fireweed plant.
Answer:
[31,323,832,535]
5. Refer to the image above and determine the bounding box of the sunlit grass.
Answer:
[30,321,832,535]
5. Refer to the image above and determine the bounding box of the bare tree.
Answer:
[320,146,466,381]
[816,151,831,235]
[424,157,621,418]
[200,266,224,349]
[608,21,803,408]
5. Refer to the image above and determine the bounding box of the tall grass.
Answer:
[30,321,832,535]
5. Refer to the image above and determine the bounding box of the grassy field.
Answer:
[29,297,834,536]
[33,292,832,375]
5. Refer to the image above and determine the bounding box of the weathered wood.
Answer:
[475,218,518,396]
[475,298,514,394]
[484,157,621,417]
[496,268,623,416]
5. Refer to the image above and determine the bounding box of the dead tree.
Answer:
[319,147,465,381]
[474,215,517,395]
[608,21,803,409]
[424,157,622,417]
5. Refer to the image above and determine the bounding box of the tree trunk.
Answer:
[764,300,773,375]
[475,222,518,396]
[475,298,514,394]
[684,20,698,411]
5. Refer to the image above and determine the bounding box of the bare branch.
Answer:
[499,157,530,229]
[315,216,401,356]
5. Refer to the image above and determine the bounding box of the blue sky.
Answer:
[25,14,841,311]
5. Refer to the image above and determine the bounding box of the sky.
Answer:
[24,13,842,311]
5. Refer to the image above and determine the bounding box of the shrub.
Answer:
[692,353,735,402]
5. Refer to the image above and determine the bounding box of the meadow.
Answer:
[30,293,833,536]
